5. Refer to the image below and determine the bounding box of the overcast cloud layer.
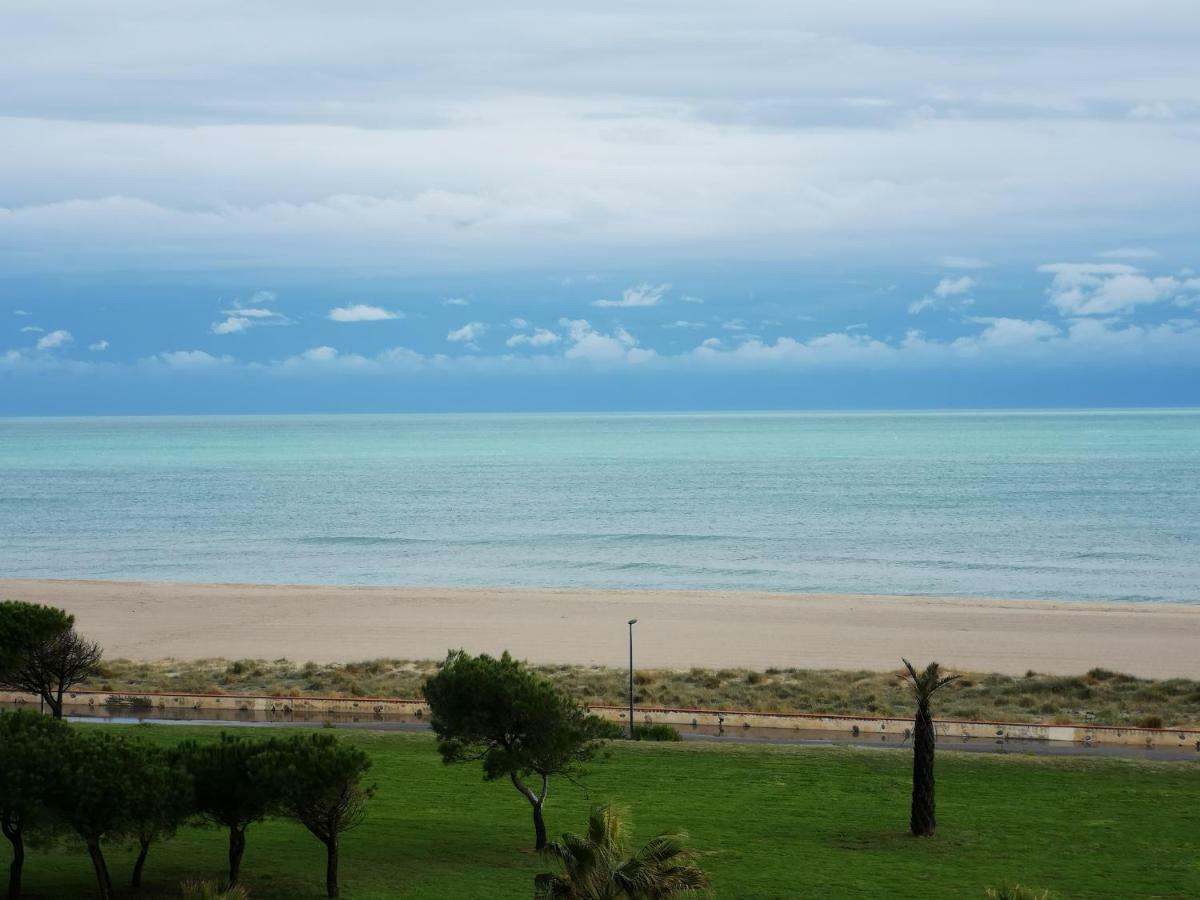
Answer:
[2,1,1198,412]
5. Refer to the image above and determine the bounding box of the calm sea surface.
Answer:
[1,411,1197,602]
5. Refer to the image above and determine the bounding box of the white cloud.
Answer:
[506,327,559,348]
[509,317,529,329]
[13,309,31,316]
[934,276,975,297]
[443,297,469,306]
[143,349,233,369]
[20,325,44,333]
[36,329,72,350]
[721,319,747,331]
[1038,263,1200,315]
[663,320,705,329]
[447,321,487,343]
[560,318,656,364]
[964,317,1059,347]
[213,298,288,334]
[89,339,109,351]
[212,315,253,334]
[301,345,339,361]
[681,295,705,304]
[327,304,402,322]
[592,283,669,308]
[910,274,977,314]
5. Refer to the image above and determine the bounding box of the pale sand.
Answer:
[1,579,1198,678]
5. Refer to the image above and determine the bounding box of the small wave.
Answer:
[294,535,437,546]
[601,532,734,543]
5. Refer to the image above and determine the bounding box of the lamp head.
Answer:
[628,618,638,626]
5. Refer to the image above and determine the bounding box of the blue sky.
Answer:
[2,1,1199,414]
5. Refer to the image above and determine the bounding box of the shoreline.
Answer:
[2,578,1199,678]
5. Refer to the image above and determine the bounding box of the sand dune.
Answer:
[1,579,1198,679]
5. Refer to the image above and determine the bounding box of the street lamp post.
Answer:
[627,618,638,739]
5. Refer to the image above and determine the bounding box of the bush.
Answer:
[181,881,251,900]
[631,723,681,742]
[985,885,1053,900]
[1138,715,1164,729]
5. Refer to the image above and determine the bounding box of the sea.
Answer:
[1,410,1197,603]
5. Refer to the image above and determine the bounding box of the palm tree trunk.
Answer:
[910,701,937,836]
[227,825,247,888]
[324,836,339,898]
[2,819,24,900]
[131,836,151,889]
[85,838,114,900]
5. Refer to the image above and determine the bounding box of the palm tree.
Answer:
[900,658,959,837]
[534,804,709,899]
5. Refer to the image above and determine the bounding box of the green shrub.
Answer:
[632,723,681,741]
[985,885,1053,900]
[181,881,251,899]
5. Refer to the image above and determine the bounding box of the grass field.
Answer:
[11,723,1200,899]
[87,657,1200,728]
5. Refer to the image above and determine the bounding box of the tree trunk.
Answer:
[227,825,247,888]
[131,837,151,889]
[910,702,937,837]
[2,820,24,900]
[86,838,113,900]
[44,691,62,720]
[510,773,550,850]
[531,800,547,851]
[324,837,339,898]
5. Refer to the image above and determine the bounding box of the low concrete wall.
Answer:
[3,689,1197,750]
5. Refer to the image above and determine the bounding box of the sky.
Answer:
[2,1,1199,414]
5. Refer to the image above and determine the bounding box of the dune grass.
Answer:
[12,723,1200,899]
[83,658,1200,728]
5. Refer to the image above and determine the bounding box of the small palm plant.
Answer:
[534,804,709,899]
[180,880,251,900]
[901,658,960,837]
[985,886,1054,900]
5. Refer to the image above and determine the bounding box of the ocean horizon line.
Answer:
[3,405,1200,422]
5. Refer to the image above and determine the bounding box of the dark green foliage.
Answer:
[0,603,78,718]
[255,733,374,898]
[125,744,193,890]
[0,711,71,900]
[0,622,102,719]
[534,804,709,899]
[46,730,152,900]
[901,659,960,838]
[423,650,613,850]
[177,734,277,888]
[631,724,681,742]
[0,602,72,676]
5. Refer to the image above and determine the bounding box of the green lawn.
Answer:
[14,723,1200,899]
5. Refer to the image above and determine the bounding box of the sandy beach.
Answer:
[2,579,1198,679]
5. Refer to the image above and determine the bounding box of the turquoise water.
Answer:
[1,410,1197,602]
